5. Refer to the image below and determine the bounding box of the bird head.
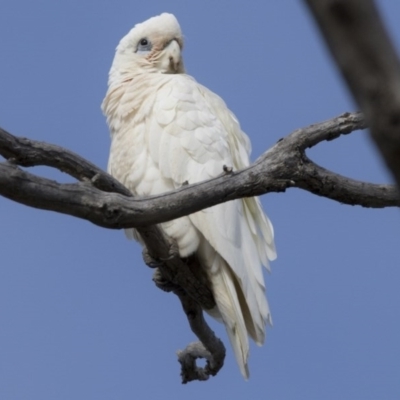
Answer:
[109,13,185,80]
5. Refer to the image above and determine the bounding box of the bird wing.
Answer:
[145,73,277,377]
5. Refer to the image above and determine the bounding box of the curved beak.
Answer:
[158,39,184,74]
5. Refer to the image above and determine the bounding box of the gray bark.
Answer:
[0,112,398,383]
[305,0,400,189]
[0,113,397,231]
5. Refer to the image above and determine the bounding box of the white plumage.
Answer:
[102,13,277,378]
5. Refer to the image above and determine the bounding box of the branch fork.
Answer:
[0,111,398,382]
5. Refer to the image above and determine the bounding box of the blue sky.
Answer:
[1,1,399,399]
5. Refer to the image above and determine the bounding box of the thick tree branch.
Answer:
[0,113,398,234]
[0,112,398,382]
[304,0,400,188]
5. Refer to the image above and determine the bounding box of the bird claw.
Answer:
[143,240,179,267]
[142,248,163,268]
[166,239,180,260]
[152,268,178,292]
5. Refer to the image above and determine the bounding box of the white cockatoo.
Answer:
[102,13,277,378]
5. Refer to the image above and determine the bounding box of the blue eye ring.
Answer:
[136,37,152,53]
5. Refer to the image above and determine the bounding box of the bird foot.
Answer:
[142,248,163,268]
[142,239,179,268]
[152,268,179,293]
[166,239,180,260]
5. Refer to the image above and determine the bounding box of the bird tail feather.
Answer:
[210,254,251,379]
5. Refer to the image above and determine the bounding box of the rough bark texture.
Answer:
[0,113,398,232]
[0,112,398,382]
[305,0,400,189]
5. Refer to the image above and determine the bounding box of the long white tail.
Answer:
[209,254,254,379]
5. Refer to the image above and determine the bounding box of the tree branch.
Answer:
[304,0,400,189]
[0,111,398,382]
[0,113,397,233]
[0,127,221,381]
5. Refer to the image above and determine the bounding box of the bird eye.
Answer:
[136,37,152,54]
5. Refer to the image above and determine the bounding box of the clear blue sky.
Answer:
[1,1,399,399]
